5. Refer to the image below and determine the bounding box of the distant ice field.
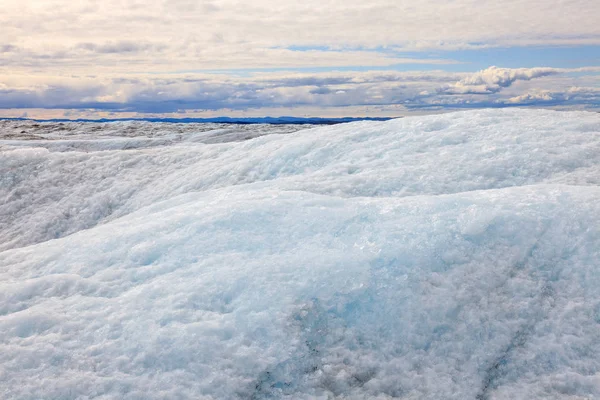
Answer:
[1,109,600,399]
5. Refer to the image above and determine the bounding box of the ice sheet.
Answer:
[1,109,599,399]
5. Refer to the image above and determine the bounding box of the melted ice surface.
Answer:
[1,109,600,399]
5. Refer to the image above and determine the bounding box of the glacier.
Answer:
[1,109,600,399]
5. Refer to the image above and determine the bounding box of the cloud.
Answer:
[1,0,598,118]
[1,66,598,116]
[440,66,560,95]
[0,45,457,73]
[76,41,164,54]
[0,44,18,53]
[495,86,600,107]
[504,91,554,104]
[402,67,600,110]
[565,86,600,98]
[0,0,599,76]
[0,70,458,112]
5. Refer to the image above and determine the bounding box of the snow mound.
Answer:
[1,109,600,399]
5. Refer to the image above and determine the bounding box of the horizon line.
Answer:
[0,116,399,125]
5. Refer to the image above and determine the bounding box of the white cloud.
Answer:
[0,45,458,74]
[0,64,599,117]
[505,91,554,104]
[0,70,454,112]
[0,0,599,115]
[565,86,600,96]
[494,85,600,106]
[0,0,599,74]
[440,66,560,94]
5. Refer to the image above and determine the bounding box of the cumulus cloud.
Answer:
[504,91,554,104]
[565,86,600,98]
[440,66,560,95]
[0,0,599,116]
[403,67,600,110]
[0,70,459,113]
[494,86,600,106]
[1,66,599,116]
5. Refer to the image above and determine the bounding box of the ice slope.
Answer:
[0,121,311,251]
[1,109,600,399]
[1,110,599,252]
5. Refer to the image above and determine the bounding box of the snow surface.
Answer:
[1,109,600,399]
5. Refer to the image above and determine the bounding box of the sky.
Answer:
[1,0,599,119]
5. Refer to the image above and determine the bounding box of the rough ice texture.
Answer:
[1,109,599,399]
